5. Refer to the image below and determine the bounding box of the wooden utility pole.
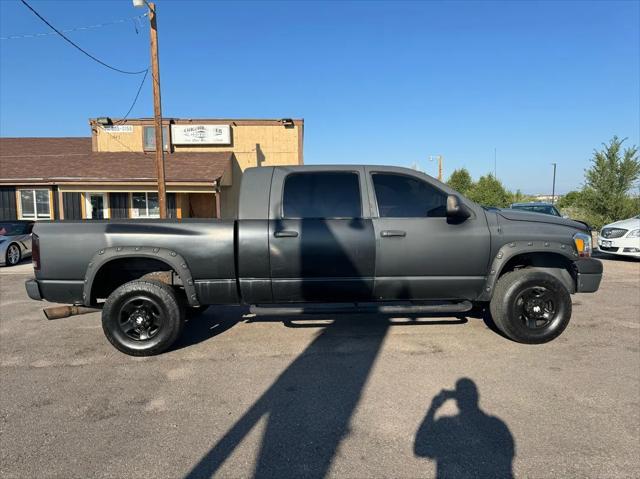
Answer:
[149,2,167,218]
[429,155,444,181]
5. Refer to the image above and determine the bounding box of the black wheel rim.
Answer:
[515,286,558,330]
[118,295,164,341]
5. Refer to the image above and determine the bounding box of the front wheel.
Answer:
[102,280,185,356]
[489,269,572,344]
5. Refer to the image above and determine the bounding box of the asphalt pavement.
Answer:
[0,254,638,478]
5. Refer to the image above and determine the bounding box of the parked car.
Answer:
[0,221,34,267]
[598,215,640,258]
[25,165,602,355]
[511,202,562,217]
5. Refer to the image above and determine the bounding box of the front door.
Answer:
[85,193,108,220]
[367,169,491,300]
[269,169,375,302]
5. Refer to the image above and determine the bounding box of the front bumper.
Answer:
[598,236,640,257]
[25,279,42,301]
[574,258,603,293]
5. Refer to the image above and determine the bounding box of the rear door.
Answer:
[367,168,491,300]
[268,167,375,302]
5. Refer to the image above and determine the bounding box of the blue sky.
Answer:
[1,0,638,194]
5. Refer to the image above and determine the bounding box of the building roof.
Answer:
[0,137,232,185]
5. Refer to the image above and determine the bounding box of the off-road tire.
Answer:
[489,269,572,344]
[102,279,185,356]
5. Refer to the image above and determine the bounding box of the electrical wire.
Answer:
[114,68,150,124]
[19,0,147,75]
[0,13,147,40]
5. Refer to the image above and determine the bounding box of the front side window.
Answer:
[131,192,160,218]
[283,172,361,219]
[19,189,51,220]
[143,126,170,151]
[372,173,447,218]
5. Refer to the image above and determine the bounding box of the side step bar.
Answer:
[250,301,473,316]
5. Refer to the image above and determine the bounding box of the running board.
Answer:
[250,301,473,316]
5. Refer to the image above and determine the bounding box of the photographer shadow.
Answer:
[414,378,515,479]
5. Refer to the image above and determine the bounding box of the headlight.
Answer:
[573,232,592,257]
[627,229,640,238]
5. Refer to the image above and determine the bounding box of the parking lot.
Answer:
[0,254,638,479]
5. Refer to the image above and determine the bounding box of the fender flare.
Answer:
[83,246,199,307]
[479,240,578,301]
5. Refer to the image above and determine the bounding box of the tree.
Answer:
[468,174,512,208]
[580,136,640,227]
[447,168,473,195]
[556,190,583,209]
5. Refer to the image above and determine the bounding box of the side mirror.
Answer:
[446,195,471,219]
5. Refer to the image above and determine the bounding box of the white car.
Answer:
[598,215,640,258]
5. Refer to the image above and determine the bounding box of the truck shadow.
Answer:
[181,314,467,479]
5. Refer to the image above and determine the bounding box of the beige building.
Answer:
[0,117,303,221]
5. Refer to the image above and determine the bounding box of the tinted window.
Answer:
[372,173,447,218]
[283,172,361,218]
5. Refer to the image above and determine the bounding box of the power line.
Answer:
[1,13,147,40]
[114,68,150,124]
[19,0,147,75]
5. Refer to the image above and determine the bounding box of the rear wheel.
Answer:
[489,269,572,344]
[102,279,185,356]
[6,244,21,266]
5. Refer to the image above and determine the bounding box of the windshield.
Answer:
[0,222,30,236]
[512,205,560,216]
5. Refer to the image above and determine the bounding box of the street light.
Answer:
[133,0,167,218]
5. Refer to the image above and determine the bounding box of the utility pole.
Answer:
[494,148,497,178]
[135,0,167,218]
[429,155,443,181]
[551,162,557,204]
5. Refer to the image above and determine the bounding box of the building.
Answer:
[0,117,303,221]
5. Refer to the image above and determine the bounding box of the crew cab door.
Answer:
[268,167,375,302]
[366,168,491,300]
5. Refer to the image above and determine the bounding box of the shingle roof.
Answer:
[0,137,231,184]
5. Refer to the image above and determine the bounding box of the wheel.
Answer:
[6,243,21,266]
[102,279,185,356]
[489,269,572,344]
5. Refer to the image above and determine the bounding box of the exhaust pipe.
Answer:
[43,305,100,320]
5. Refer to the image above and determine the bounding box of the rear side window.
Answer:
[283,172,361,218]
[372,173,447,218]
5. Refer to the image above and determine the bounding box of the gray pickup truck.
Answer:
[25,165,602,355]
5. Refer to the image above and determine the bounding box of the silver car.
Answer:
[0,221,34,266]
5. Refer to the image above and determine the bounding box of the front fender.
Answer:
[83,246,200,307]
[479,240,579,301]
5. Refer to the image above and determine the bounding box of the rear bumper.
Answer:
[574,258,603,293]
[24,279,84,304]
[25,279,42,301]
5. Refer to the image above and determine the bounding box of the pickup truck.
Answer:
[25,165,603,356]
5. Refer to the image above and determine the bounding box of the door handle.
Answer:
[274,230,299,238]
[380,230,406,238]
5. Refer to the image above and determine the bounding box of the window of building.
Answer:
[131,192,160,218]
[372,173,447,218]
[18,189,51,220]
[283,172,361,218]
[143,126,170,151]
[85,192,109,219]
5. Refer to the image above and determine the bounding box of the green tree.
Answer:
[580,136,640,228]
[468,174,512,207]
[556,190,583,209]
[447,168,473,195]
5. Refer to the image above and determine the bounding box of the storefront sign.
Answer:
[102,125,133,133]
[171,124,231,145]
